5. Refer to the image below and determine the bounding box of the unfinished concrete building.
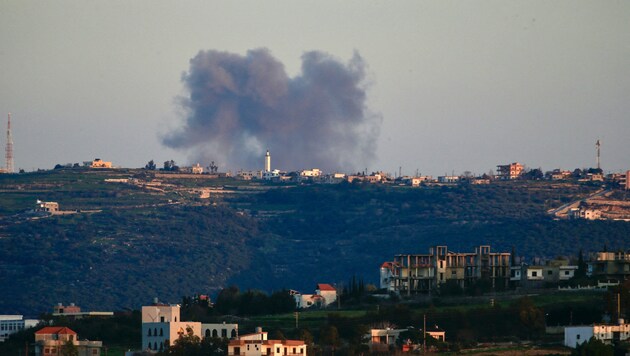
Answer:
[382,245,511,295]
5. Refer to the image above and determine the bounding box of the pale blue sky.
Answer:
[1,1,628,175]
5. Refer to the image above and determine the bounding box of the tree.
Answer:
[515,297,545,339]
[319,325,340,351]
[145,160,156,170]
[522,168,543,180]
[571,337,613,356]
[159,327,202,356]
[60,340,78,356]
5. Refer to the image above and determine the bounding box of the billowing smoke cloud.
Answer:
[163,48,380,172]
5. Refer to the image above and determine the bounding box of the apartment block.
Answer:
[588,251,630,282]
[496,162,524,180]
[382,245,511,294]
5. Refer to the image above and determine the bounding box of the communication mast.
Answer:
[5,113,13,173]
[595,139,601,170]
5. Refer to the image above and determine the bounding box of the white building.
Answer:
[316,284,337,307]
[141,304,201,352]
[262,169,281,181]
[299,169,321,178]
[565,321,630,348]
[0,315,39,342]
[437,176,459,183]
[292,284,337,309]
[228,327,306,356]
[141,302,240,352]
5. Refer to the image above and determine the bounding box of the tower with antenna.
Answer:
[596,139,601,170]
[5,113,13,173]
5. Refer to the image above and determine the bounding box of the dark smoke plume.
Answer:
[163,48,380,172]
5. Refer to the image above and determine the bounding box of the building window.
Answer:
[160,328,163,336]
[577,334,581,339]
[548,270,553,275]
[231,329,237,338]
[148,329,152,336]
[205,329,210,338]
[222,329,227,338]
[212,329,218,338]
[565,271,570,275]
[160,316,165,322]
[234,347,240,355]
[532,271,537,277]
[154,328,158,336]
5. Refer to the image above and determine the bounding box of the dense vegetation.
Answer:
[1,169,630,316]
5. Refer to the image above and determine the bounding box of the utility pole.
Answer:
[423,313,426,354]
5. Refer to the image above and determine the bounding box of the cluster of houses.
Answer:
[4,249,630,353]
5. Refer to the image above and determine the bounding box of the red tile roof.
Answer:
[35,327,77,335]
[317,283,336,291]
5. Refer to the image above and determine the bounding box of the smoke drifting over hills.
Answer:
[163,48,380,172]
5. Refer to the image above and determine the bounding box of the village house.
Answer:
[565,320,630,348]
[90,158,112,169]
[510,258,578,288]
[291,284,337,309]
[34,326,102,356]
[366,327,407,353]
[227,327,306,356]
[51,303,114,320]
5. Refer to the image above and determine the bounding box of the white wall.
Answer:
[564,326,593,348]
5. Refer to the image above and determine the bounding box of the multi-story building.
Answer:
[227,327,306,356]
[141,303,202,352]
[382,245,511,294]
[141,302,239,352]
[496,162,524,180]
[34,326,102,356]
[0,315,39,342]
[588,251,630,282]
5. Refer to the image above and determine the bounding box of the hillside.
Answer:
[1,169,630,314]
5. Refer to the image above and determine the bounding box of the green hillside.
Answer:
[1,169,629,314]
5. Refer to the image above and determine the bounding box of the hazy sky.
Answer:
[1,1,628,176]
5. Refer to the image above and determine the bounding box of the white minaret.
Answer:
[264,149,271,172]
